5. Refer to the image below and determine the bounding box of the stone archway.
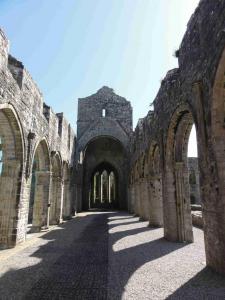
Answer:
[0,106,24,247]
[62,162,72,220]
[164,105,197,242]
[50,153,63,225]
[28,139,50,232]
[148,143,163,227]
[82,136,128,210]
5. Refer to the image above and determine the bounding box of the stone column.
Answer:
[63,179,71,219]
[96,174,100,205]
[131,184,135,214]
[0,160,21,247]
[148,176,163,227]
[58,178,64,224]
[175,162,193,242]
[93,175,96,204]
[133,181,139,216]
[108,174,111,203]
[32,171,51,232]
[139,178,149,221]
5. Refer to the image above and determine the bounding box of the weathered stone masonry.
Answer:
[1,0,225,278]
[0,29,75,248]
[129,0,225,275]
[75,86,132,211]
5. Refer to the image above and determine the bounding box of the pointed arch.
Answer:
[0,104,24,247]
[28,139,51,232]
[164,104,196,242]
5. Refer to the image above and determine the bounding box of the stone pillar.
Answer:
[32,171,51,232]
[93,175,96,203]
[75,164,83,212]
[0,160,21,248]
[148,176,163,227]
[100,174,103,203]
[128,182,135,214]
[108,174,111,203]
[96,174,101,205]
[58,179,64,224]
[175,162,193,242]
[49,176,62,225]
[133,181,139,216]
[130,184,135,214]
[63,179,71,219]
[139,178,149,221]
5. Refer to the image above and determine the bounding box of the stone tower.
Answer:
[76,86,132,210]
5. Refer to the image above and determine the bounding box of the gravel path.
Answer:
[0,211,225,299]
[108,213,225,299]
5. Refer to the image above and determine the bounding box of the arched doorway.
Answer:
[90,162,117,208]
[164,105,198,242]
[0,106,24,247]
[28,140,50,232]
[82,136,127,210]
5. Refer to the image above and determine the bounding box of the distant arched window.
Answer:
[0,136,3,175]
[102,109,106,117]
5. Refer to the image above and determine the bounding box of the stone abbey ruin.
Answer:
[1,0,225,277]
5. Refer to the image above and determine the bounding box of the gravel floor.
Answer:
[0,211,225,299]
[108,213,225,299]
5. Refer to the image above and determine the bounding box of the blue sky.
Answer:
[0,0,199,156]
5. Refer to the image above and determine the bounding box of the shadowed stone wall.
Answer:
[129,0,225,275]
[0,29,75,248]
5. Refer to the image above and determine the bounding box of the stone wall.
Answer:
[76,86,132,210]
[129,0,225,274]
[1,0,225,277]
[0,28,75,248]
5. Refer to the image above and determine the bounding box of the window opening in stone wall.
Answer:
[91,167,117,208]
[102,109,106,117]
[0,136,3,176]
[187,124,201,207]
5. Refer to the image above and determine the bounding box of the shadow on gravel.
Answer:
[107,212,189,299]
[0,211,225,299]
[165,267,225,299]
[0,213,110,299]
[108,219,142,229]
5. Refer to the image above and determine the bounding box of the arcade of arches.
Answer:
[1,0,225,277]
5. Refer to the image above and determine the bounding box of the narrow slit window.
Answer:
[102,109,106,117]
